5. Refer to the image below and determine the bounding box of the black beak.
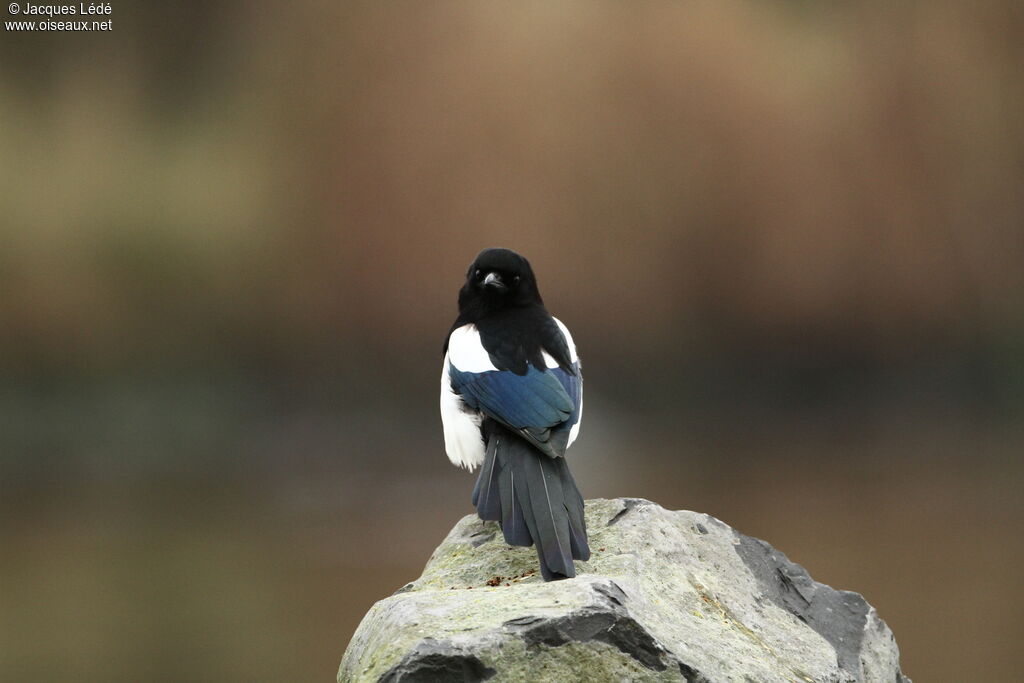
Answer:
[482,271,507,292]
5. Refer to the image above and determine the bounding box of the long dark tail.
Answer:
[471,423,589,581]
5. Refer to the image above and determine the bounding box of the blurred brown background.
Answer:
[1,2,1022,681]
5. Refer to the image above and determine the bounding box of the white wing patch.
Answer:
[439,351,485,469]
[447,325,499,373]
[553,317,583,447]
[552,317,579,363]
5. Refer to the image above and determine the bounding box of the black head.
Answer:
[457,248,543,320]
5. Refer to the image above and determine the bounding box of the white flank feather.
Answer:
[439,351,485,469]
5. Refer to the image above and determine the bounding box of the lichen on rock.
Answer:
[339,498,910,683]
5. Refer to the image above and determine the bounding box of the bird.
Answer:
[440,247,589,581]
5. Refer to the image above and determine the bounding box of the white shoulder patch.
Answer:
[439,351,485,470]
[552,317,579,363]
[447,324,499,373]
[553,317,583,447]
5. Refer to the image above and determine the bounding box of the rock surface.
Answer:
[338,498,910,682]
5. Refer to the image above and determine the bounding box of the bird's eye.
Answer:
[474,269,482,279]
[512,275,520,285]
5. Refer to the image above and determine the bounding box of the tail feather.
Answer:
[471,437,502,521]
[565,505,586,561]
[468,423,585,581]
[473,423,587,581]
[508,452,553,578]
[522,452,574,579]
[498,460,532,546]
[553,457,590,561]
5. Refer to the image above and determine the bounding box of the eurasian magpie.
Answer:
[440,248,589,581]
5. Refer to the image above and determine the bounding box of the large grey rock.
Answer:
[339,498,910,682]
